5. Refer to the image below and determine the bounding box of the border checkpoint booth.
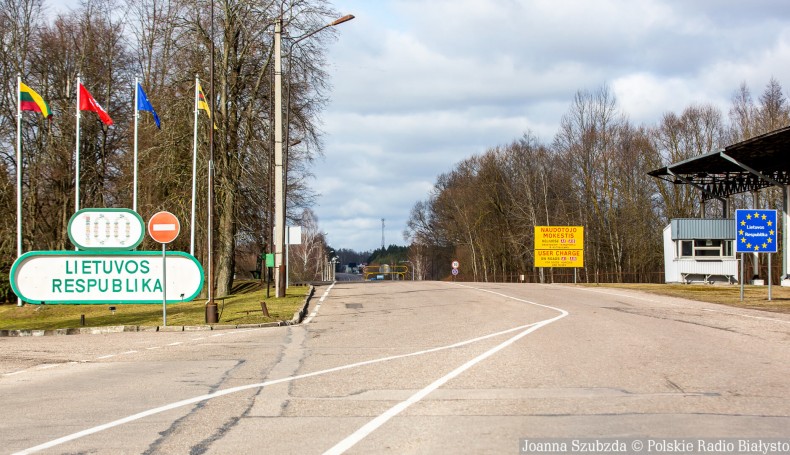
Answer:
[649,125,790,285]
[663,218,737,284]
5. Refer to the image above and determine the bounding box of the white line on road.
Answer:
[303,282,335,324]
[569,286,667,304]
[2,328,267,379]
[572,285,790,323]
[14,287,552,455]
[322,283,569,455]
[702,308,790,324]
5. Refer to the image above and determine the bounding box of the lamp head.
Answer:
[330,14,355,26]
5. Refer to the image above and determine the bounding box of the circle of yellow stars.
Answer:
[738,211,775,251]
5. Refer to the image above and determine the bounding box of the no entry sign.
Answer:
[148,211,180,244]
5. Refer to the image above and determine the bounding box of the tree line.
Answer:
[0,0,340,301]
[405,79,790,283]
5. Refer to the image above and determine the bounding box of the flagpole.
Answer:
[205,0,218,324]
[75,75,81,215]
[133,77,139,213]
[191,75,199,257]
[16,75,23,306]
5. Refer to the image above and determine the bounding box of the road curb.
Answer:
[0,285,320,337]
[0,322,285,337]
[284,285,316,325]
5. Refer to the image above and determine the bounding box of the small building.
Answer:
[663,218,738,284]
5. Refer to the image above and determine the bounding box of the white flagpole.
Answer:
[75,75,81,214]
[16,75,23,306]
[191,76,199,256]
[133,76,139,213]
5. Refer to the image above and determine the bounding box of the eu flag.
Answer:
[735,209,777,253]
[137,83,161,129]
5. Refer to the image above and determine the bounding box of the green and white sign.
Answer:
[68,208,145,250]
[10,251,204,304]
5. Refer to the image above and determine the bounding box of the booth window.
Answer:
[679,239,733,259]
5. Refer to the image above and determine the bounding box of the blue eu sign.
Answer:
[735,209,778,253]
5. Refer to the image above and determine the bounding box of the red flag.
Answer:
[79,83,113,126]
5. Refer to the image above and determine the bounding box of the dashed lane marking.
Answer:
[303,282,335,324]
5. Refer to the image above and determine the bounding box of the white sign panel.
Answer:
[287,226,302,245]
[273,225,303,245]
[11,251,204,304]
[68,208,145,250]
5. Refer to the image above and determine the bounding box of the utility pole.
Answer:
[381,218,385,251]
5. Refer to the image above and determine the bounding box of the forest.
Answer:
[404,80,790,283]
[1,0,341,301]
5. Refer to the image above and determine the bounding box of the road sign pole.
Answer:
[768,253,772,301]
[148,211,181,326]
[740,253,744,302]
[162,243,167,326]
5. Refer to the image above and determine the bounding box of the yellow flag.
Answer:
[197,82,212,118]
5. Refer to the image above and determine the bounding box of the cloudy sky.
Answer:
[315,0,790,252]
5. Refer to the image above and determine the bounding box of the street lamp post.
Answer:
[274,14,354,298]
[331,256,339,281]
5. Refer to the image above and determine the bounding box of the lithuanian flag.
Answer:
[197,82,211,118]
[20,82,52,118]
[197,81,216,129]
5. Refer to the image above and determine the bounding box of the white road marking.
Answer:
[572,285,790,323]
[323,283,569,455]
[14,285,556,455]
[2,328,266,378]
[3,362,81,377]
[569,286,667,304]
[702,308,790,324]
[303,282,335,324]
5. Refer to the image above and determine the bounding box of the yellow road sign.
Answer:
[534,226,584,250]
[534,249,584,268]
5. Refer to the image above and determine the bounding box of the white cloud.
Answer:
[314,0,790,251]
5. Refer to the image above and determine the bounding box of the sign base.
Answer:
[206,302,218,323]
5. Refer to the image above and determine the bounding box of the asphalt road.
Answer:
[1,281,789,454]
[335,272,363,281]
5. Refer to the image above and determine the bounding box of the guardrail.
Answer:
[363,265,409,280]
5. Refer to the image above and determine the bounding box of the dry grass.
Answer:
[576,283,790,314]
[0,280,311,330]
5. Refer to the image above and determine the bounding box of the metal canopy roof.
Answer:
[648,125,790,201]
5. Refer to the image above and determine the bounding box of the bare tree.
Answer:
[289,208,325,281]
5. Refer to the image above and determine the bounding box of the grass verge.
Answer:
[0,280,311,330]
